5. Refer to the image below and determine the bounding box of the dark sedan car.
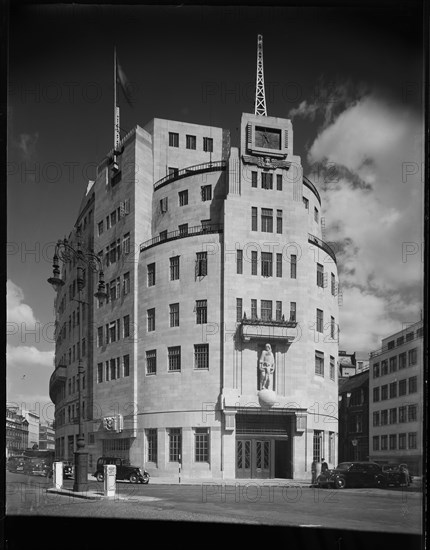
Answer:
[382,464,412,486]
[317,461,387,489]
[93,457,149,484]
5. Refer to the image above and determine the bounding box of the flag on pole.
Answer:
[116,56,133,107]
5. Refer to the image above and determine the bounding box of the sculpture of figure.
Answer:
[259,343,275,390]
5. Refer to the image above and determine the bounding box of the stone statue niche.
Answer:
[259,343,275,391]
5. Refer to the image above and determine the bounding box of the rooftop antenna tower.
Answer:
[254,34,267,116]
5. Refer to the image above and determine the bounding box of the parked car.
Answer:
[92,457,149,484]
[316,461,387,489]
[7,456,29,473]
[381,463,413,487]
[23,457,51,476]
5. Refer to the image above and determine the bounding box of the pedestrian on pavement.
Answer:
[311,459,317,485]
[321,458,328,474]
[399,463,410,486]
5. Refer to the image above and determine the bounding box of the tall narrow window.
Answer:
[179,223,188,236]
[290,302,296,322]
[146,429,158,463]
[303,197,309,209]
[330,316,336,340]
[147,263,155,287]
[123,315,130,338]
[316,309,323,333]
[290,255,297,279]
[201,185,212,201]
[276,253,282,277]
[276,174,282,191]
[251,171,257,188]
[97,363,103,383]
[330,356,335,380]
[251,299,257,320]
[313,430,323,461]
[203,137,213,152]
[331,273,336,295]
[170,256,180,280]
[236,298,243,322]
[147,308,155,332]
[261,172,273,190]
[146,350,156,375]
[123,355,130,377]
[276,301,282,321]
[123,272,130,296]
[251,251,258,275]
[169,303,180,327]
[236,249,243,274]
[169,132,179,147]
[315,351,324,376]
[194,344,209,370]
[195,428,209,462]
[168,347,181,372]
[168,166,179,177]
[317,263,324,287]
[251,207,258,231]
[261,252,273,277]
[168,428,182,461]
[178,190,188,206]
[261,300,272,321]
[261,208,273,232]
[123,233,130,255]
[196,300,207,324]
[196,252,207,277]
[314,207,319,223]
[276,210,283,234]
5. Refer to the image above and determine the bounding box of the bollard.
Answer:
[53,461,63,490]
[104,464,116,498]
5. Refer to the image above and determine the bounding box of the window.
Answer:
[110,210,117,227]
[276,301,282,321]
[203,137,213,152]
[170,256,180,280]
[97,363,103,383]
[397,336,405,346]
[179,223,188,236]
[196,300,207,324]
[251,251,258,275]
[123,272,130,296]
[110,359,116,380]
[236,250,243,274]
[387,340,395,349]
[195,428,209,462]
[408,348,417,365]
[178,190,188,206]
[399,352,407,369]
[409,376,417,393]
[105,361,110,382]
[315,351,324,376]
[381,385,388,400]
[82,338,86,357]
[317,263,324,287]
[168,166,179,177]
[251,207,258,231]
[236,298,243,322]
[290,255,297,279]
[331,273,336,296]
[261,300,272,321]
[406,332,414,342]
[330,316,336,340]
[408,404,417,422]
[313,430,323,462]
[123,233,130,255]
[261,252,273,277]
[398,433,406,449]
[276,210,283,234]
[330,356,335,380]
[251,299,257,320]
[399,405,407,423]
[109,321,117,344]
[276,174,282,191]
[262,172,273,190]
[389,434,396,450]
[399,379,407,396]
[169,303,180,327]
[186,135,196,149]
[146,350,156,375]
[389,408,397,424]
[160,197,168,213]
[381,435,388,451]
[97,327,104,347]
[275,253,282,277]
[373,363,380,378]
[261,208,273,232]
[168,428,182,461]
[408,432,417,449]
[168,346,181,372]
[160,230,167,241]
[417,326,423,338]
[303,197,309,209]
[194,344,209,369]
[373,387,380,402]
[201,185,212,201]
[123,355,130,377]
[314,207,319,223]
[196,252,207,277]
[373,436,379,451]
[289,302,296,323]
[389,381,397,398]
[147,308,155,332]
[316,309,323,333]
[389,356,397,373]
[146,429,157,463]
[381,410,388,425]
[251,171,257,188]
[98,221,104,236]
[373,412,380,427]
[147,263,156,287]
[169,132,179,147]
[381,360,388,376]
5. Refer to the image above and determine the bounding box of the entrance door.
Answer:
[274,439,291,478]
[254,440,271,479]
[236,439,251,478]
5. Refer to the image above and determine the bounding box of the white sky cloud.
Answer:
[7,279,38,325]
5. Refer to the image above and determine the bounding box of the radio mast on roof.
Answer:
[254,34,267,116]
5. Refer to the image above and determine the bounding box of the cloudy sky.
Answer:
[7,3,424,412]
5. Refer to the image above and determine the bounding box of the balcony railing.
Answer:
[303,176,321,204]
[140,223,223,252]
[154,160,227,191]
[308,234,337,264]
[241,316,298,328]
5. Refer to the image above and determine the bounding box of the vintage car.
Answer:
[92,457,149,484]
[23,457,52,476]
[316,461,387,489]
[63,461,74,479]
[7,456,29,473]
[382,464,412,486]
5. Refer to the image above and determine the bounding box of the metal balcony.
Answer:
[154,160,227,191]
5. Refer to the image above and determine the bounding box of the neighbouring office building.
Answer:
[368,320,423,475]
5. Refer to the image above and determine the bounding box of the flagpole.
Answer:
[114,46,117,153]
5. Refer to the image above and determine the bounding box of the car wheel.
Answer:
[129,473,138,484]
[335,477,346,489]
[96,472,104,482]
[142,477,149,485]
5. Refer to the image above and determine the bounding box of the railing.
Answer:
[369,327,423,358]
[303,176,321,204]
[241,316,298,328]
[154,160,227,191]
[140,223,223,252]
[308,234,337,264]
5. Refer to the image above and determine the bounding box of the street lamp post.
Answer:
[47,233,107,492]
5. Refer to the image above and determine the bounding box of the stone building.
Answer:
[368,320,423,475]
[6,406,29,457]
